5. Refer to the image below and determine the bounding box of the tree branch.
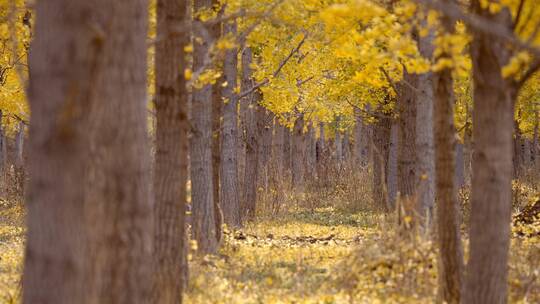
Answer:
[236,34,307,100]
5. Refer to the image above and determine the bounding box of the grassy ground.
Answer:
[186,206,540,304]
[0,200,24,303]
[0,199,538,303]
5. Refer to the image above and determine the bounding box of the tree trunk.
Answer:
[270,121,285,209]
[372,111,391,210]
[23,0,153,302]
[152,0,189,301]
[211,3,223,241]
[416,34,435,223]
[292,114,305,191]
[283,126,292,175]
[455,142,465,189]
[353,107,364,167]
[335,117,342,166]
[241,47,259,220]
[397,74,417,200]
[15,121,25,169]
[191,0,218,254]
[342,130,350,166]
[220,21,241,228]
[305,124,316,178]
[465,4,514,303]
[257,109,273,194]
[387,121,398,208]
[434,44,464,303]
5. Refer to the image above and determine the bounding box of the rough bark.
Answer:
[23,0,153,302]
[241,47,259,220]
[416,33,435,223]
[152,0,189,301]
[191,0,218,254]
[434,53,464,303]
[220,21,241,228]
[211,2,223,241]
[372,111,391,210]
[397,74,417,200]
[465,4,514,303]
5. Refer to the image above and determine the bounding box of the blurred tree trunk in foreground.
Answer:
[23,0,153,303]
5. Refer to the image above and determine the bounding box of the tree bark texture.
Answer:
[397,74,417,200]
[465,4,514,303]
[220,21,241,228]
[241,47,260,220]
[416,33,435,222]
[191,0,218,254]
[387,121,398,208]
[372,111,391,210]
[24,0,153,302]
[152,0,190,301]
[434,57,464,304]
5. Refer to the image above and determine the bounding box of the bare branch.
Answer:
[236,34,308,99]
[414,0,540,58]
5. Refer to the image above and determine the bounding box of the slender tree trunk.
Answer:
[372,111,391,210]
[434,41,464,302]
[191,0,218,254]
[455,142,465,189]
[270,121,285,209]
[353,107,364,167]
[241,47,259,220]
[23,0,153,302]
[305,124,316,177]
[397,74,417,200]
[257,109,273,193]
[342,130,350,165]
[292,114,305,191]
[416,33,435,223]
[387,121,398,208]
[220,21,241,228]
[15,121,24,168]
[272,121,285,180]
[465,4,514,303]
[152,0,189,301]
[283,126,292,175]
[335,116,342,166]
[211,2,223,241]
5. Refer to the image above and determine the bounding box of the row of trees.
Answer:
[13,0,540,304]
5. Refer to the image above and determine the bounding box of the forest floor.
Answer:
[0,195,538,303]
[186,205,540,304]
